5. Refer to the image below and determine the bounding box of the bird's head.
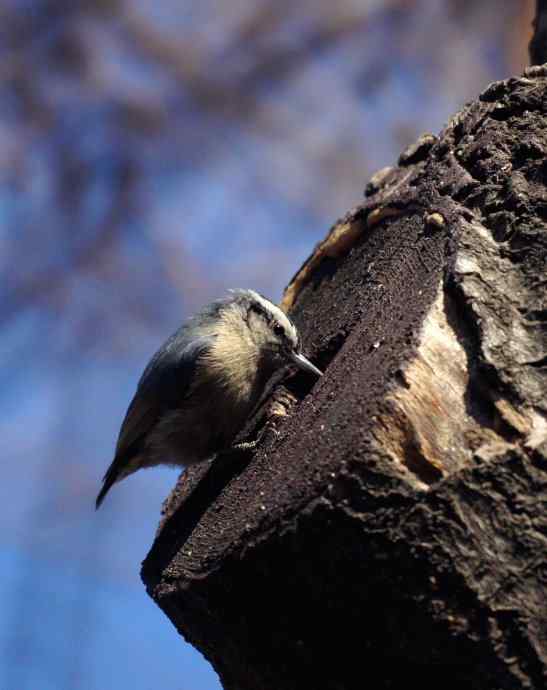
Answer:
[228,289,323,378]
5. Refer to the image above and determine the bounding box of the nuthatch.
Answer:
[96,289,322,508]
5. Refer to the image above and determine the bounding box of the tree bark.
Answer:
[142,67,547,690]
[530,0,547,65]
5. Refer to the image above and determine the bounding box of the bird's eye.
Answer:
[273,323,284,337]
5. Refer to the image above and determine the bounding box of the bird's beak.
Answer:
[290,351,323,377]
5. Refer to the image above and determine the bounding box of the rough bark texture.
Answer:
[142,69,547,689]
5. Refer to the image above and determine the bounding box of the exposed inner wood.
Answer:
[373,283,496,487]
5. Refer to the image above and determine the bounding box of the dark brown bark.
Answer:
[142,69,547,690]
[530,0,547,65]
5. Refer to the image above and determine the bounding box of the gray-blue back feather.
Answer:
[116,293,242,460]
[96,331,215,509]
[115,333,215,458]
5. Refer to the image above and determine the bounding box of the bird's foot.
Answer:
[231,438,260,453]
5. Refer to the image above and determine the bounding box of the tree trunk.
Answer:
[141,66,547,689]
[530,0,547,65]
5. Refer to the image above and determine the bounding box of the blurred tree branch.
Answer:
[1,160,135,324]
[0,0,535,343]
[121,3,373,125]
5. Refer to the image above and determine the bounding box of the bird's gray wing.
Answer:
[96,332,215,509]
[114,333,215,461]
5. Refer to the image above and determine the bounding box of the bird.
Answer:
[95,289,322,508]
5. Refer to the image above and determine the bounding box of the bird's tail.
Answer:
[95,470,117,510]
[95,452,134,509]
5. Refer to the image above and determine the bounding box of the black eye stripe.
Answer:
[249,302,270,322]
[247,300,296,344]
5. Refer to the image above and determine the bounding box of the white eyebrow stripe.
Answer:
[248,290,298,340]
